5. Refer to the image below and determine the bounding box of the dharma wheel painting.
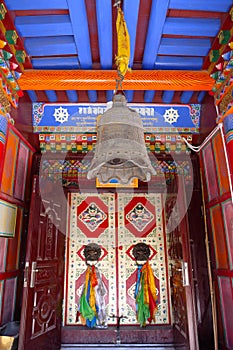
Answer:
[64,193,170,326]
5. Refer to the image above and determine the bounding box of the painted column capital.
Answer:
[223,113,233,177]
[223,113,233,144]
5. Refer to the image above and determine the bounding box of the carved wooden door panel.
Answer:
[18,176,65,350]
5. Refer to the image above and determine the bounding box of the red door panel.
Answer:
[18,176,65,350]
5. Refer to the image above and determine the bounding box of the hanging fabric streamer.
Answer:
[77,265,108,328]
[115,3,131,83]
[134,261,158,327]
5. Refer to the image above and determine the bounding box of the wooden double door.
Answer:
[19,183,198,349]
[64,192,170,328]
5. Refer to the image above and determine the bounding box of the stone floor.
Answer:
[60,343,187,350]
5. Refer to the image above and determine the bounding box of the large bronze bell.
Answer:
[87,93,156,184]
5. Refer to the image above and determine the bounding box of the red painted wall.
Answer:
[0,117,35,326]
[200,128,233,350]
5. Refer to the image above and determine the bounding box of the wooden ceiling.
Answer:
[4,0,233,103]
[1,0,233,150]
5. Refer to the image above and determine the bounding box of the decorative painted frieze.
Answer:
[0,1,31,108]
[207,6,233,122]
[33,103,200,134]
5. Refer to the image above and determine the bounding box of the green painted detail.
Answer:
[218,30,231,45]
[5,30,18,45]
[0,3,7,20]
[209,50,220,62]
[15,50,26,63]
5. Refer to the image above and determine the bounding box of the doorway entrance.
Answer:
[19,181,199,349]
[62,192,194,346]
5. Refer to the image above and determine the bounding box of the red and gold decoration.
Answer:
[65,193,116,326]
[64,193,170,326]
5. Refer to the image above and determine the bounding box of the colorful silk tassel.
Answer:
[77,265,107,328]
[134,261,158,327]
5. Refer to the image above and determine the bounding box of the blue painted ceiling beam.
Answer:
[96,0,112,69]
[142,0,169,103]
[67,0,91,68]
[198,91,206,103]
[169,0,232,12]
[144,91,155,103]
[158,38,211,56]
[124,90,134,103]
[4,0,68,10]
[123,0,140,68]
[162,91,174,104]
[123,0,140,103]
[163,18,220,37]
[24,36,76,56]
[143,0,170,69]
[31,57,80,69]
[27,90,38,102]
[180,91,193,104]
[15,15,72,37]
[155,56,203,70]
[66,91,78,103]
[88,91,97,103]
[106,90,114,102]
[66,0,97,102]
[45,91,57,103]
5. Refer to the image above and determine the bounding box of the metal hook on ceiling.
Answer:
[113,0,121,8]
[115,70,124,91]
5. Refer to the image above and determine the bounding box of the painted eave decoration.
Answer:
[0,0,232,106]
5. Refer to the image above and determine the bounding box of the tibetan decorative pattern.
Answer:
[207,6,233,121]
[117,194,169,325]
[0,3,7,20]
[0,113,7,144]
[65,193,116,325]
[0,90,11,113]
[126,204,154,231]
[77,199,108,237]
[33,103,199,133]
[217,83,233,121]
[38,132,192,154]
[40,158,193,186]
[0,6,28,107]
[125,198,156,237]
[64,193,170,326]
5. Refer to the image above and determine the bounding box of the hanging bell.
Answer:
[87,93,156,184]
